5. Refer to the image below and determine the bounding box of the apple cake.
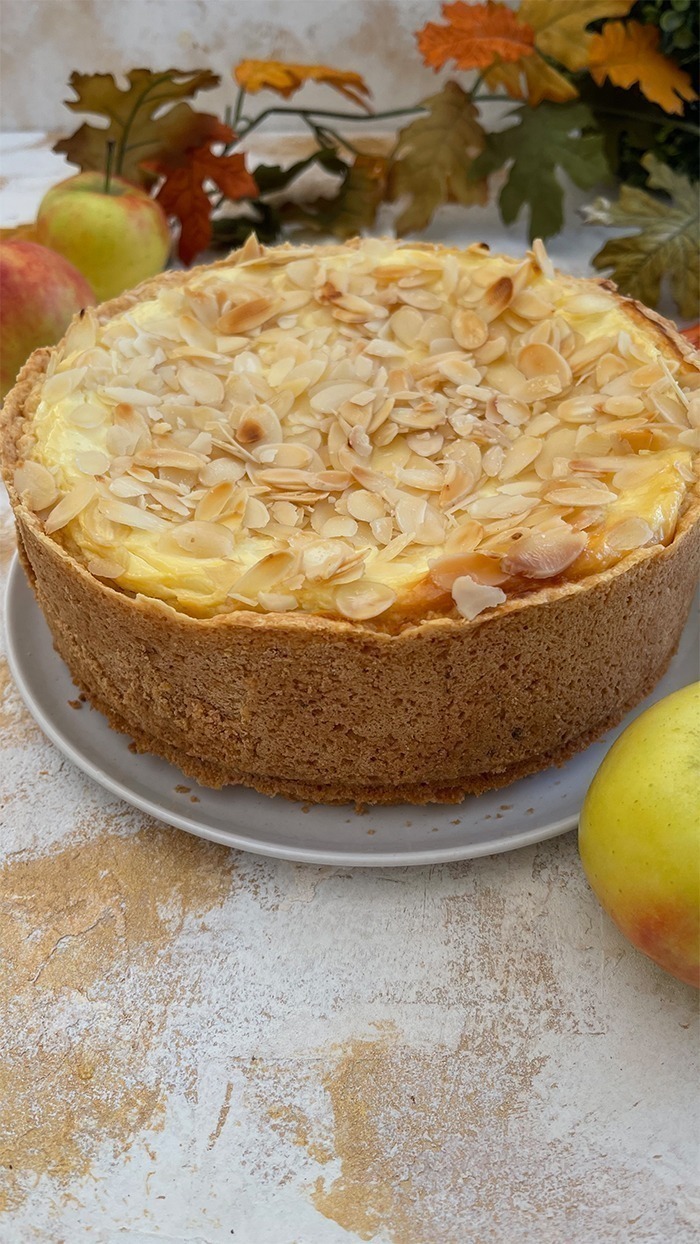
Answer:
[2,236,699,804]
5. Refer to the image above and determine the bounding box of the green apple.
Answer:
[0,239,95,399]
[36,172,171,302]
[579,682,700,988]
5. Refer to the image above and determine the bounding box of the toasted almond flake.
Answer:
[500,436,542,480]
[302,539,352,581]
[369,516,394,544]
[390,306,423,345]
[606,517,654,552]
[451,576,506,620]
[195,481,241,522]
[199,458,246,485]
[482,446,505,478]
[531,238,554,279]
[178,365,225,405]
[479,276,513,323]
[243,496,270,529]
[44,480,97,534]
[544,484,616,506]
[430,551,507,590]
[217,298,277,334]
[231,551,299,599]
[346,488,385,522]
[501,528,586,579]
[564,293,613,315]
[75,450,111,476]
[98,497,168,531]
[334,579,396,620]
[135,448,204,471]
[40,367,87,404]
[167,520,234,558]
[86,555,126,579]
[14,460,59,510]
[452,308,488,350]
[469,493,536,521]
[320,515,358,538]
[517,342,571,388]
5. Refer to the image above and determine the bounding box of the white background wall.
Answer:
[0,0,477,132]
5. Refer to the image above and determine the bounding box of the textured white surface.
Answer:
[1,133,699,1244]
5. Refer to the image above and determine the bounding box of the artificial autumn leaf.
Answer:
[584,156,699,319]
[388,82,487,233]
[416,1,535,72]
[253,147,348,195]
[148,141,258,264]
[234,60,371,111]
[284,155,388,239]
[588,21,698,115]
[471,102,609,241]
[53,69,225,186]
[519,0,635,72]
[483,50,578,105]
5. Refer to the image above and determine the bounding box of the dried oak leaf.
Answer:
[53,68,225,186]
[416,0,535,71]
[283,155,388,239]
[584,156,699,320]
[148,140,258,264]
[588,21,698,115]
[470,101,609,241]
[234,60,371,110]
[388,82,487,233]
[519,0,635,72]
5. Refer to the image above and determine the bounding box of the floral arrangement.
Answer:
[40,0,700,317]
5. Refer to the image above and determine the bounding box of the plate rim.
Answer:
[5,555,692,867]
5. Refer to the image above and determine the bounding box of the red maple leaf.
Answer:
[148,135,259,264]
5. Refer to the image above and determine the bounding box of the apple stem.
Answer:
[104,139,116,194]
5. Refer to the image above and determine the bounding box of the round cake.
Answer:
[2,236,699,803]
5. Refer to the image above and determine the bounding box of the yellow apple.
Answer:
[579,682,700,988]
[36,172,171,302]
[0,240,95,399]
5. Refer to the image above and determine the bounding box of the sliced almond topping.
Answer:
[217,298,277,334]
[606,517,654,552]
[431,551,507,590]
[168,520,234,558]
[451,576,506,620]
[44,480,97,534]
[334,579,396,620]
[86,555,127,579]
[14,461,59,511]
[452,308,488,350]
[501,529,587,579]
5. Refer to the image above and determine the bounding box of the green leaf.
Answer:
[584,154,700,317]
[470,102,611,241]
[387,82,487,234]
[283,154,386,239]
[253,148,347,195]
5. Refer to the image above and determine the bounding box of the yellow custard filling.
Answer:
[15,238,700,622]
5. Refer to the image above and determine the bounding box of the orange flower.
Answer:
[234,60,371,110]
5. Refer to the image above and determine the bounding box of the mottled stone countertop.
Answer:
[1,133,698,1244]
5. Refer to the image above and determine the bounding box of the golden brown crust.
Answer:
[2,247,699,805]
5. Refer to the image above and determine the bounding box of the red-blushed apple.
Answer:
[36,172,171,302]
[579,682,700,988]
[0,240,95,399]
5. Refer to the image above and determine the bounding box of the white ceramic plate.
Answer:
[5,556,698,866]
